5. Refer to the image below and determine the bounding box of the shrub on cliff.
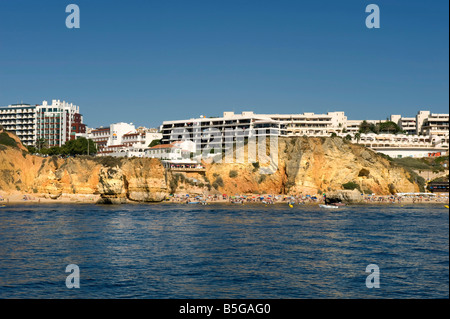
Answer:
[212,176,224,190]
[0,132,18,148]
[93,156,123,168]
[258,175,267,184]
[229,170,238,178]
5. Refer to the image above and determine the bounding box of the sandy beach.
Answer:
[1,191,448,206]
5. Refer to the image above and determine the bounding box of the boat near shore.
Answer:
[319,204,340,209]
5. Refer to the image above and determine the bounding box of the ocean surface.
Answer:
[0,203,448,299]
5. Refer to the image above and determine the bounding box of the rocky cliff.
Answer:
[204,137,419,196]
[0,145,170,203]
[0,132,419,203]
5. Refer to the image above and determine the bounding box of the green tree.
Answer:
[27,145,38,154]
[148,139,161,148]
[61,137,97,156]
[35,137,48,151]
[359,120,371,134]
[376,121,402,134]
[344,134,352,141]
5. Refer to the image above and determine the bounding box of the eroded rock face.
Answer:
[203,137,419,195]
[0,145,170,203]
[121,158,169,202]
[0,132,419,201]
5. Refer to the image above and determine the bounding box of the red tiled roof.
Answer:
[149,143,176,150]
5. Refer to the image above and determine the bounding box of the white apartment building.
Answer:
[122,127,162,149]
[36,100,85,147]
[108,122,136,147]
[390,115,417,135]
[161,111,349,147]
[83,122,162,157]
[84,122,134,155]
[145,140,196,161]
[421,113,449,137]
[161,111,288,154]
[161,110,448,158]
[390,111,449,136]
[0,104,37,146]
[344,133,449,158]
[0,100,85,147]
[263,112,347,137]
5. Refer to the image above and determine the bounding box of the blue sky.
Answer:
[0,0,448,128]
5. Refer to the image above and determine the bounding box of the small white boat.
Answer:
[319,204,340,209]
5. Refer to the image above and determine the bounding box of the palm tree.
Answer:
[355,132,361,144]
[35,137,47,151]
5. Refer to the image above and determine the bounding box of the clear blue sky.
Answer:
[0,0,448,128]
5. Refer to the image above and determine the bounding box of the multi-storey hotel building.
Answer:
[161,111,287,153]
[161,110,449,158]
[266,112,347,137]
[35,100,85,147]
[0,100,85,147]
[0,104,37,146]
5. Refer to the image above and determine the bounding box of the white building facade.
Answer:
[0,100,85,147]
[161,110,449,158]
[82,123,162,157]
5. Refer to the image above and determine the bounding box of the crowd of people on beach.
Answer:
[168,193,324,205]
[1,192,448,206]
[167,192,449,205]
[363,194,449,204]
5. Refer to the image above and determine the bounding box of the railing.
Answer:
[169,167,206,172]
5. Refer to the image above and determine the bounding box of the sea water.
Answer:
[0,203,448,298]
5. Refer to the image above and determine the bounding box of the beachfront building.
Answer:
[161,111,287,154]
[83,122,135,155]
[146,140,196,161]
[82,122,162,157]
[0,100,86,147]
[35,100,86,148]
[122,127,162,149]
[0,103,37,146]
[161,110,449,158]
[390,111,449,136]
[420,113,449,138]
[89,126,110,151]
[161,111,349,149]
[266,112,348,137]
[347,133,449,158]
[390,115,417,135]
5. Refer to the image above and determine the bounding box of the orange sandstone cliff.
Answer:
[0,132,419,203]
